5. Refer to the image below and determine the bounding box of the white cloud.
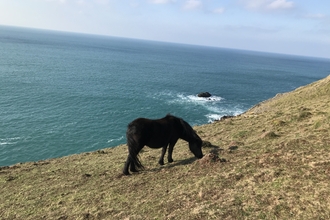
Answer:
[213,7,225,14]
[94,0,110,5]
[241,0,294,11]
[183,0,202,10]
[225,25,279,34]
[267,0,294,10]
[304,13,326,19]
[243,0,265,9]
[149,0,175,4]
[76,0,86,5]
[46,0,66,3]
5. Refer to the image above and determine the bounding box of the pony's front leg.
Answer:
[158,145,167,165]
[167,140,177,163]
[167,143,174,163]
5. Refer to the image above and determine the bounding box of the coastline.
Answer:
[2,74,330,168]
[1,75,330,219]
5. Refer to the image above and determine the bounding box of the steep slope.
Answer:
[1,75,330,219]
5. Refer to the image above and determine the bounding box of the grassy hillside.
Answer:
[1,75,330,220]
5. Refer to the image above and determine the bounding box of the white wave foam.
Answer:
[168,94,223,105]
[186,95,223,102]
[154,91,244,123]
[206,109,243,123]
[0,137,22,146]
[206,114,223,122]
[107,136,124,143]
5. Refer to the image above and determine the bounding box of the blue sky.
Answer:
[1,0,329,58]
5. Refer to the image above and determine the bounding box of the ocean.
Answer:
[1,25,330,167]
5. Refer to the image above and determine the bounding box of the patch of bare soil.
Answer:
[198,153,226,166]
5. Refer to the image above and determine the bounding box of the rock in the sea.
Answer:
[197,92,212,98]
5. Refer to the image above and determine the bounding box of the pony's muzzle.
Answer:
[196,153,204,159]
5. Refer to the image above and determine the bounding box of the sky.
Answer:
[0,0,330,58]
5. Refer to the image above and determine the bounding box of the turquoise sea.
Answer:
[1,25,330,167]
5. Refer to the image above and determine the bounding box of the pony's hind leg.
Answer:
[123,154,139,175]
[129,144,144,173]
[158,145,167,165]
[129,154,139,173]
[123,155,131,175]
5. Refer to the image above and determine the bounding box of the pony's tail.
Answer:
[126,127,144,171]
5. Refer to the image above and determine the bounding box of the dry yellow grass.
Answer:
[1,75,330,219]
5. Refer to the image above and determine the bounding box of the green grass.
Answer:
[1,75,330,219]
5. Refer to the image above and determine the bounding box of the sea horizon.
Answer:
[2,24,330,61]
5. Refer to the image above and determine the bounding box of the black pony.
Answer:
[123,114,204,175]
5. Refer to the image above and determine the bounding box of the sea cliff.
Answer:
[1,75,330,219]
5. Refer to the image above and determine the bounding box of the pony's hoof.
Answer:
[158,161,165,166]
[123,171,130,175]
[168,159,174,163]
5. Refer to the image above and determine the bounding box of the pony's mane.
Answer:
[179,118,198,141]
[165,114,198,140]
[165,113,174,118]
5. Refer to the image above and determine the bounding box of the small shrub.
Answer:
[234,130,249,138]
[314,120,322,129]
[273,120,286,126]
[297,111,312,121]
[261,131,279,139]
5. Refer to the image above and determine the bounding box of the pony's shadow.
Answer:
[202,141,223,155]
[148,141,223,173]
[148,157,197,173]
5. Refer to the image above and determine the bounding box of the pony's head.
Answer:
[179,118,204,159]
[189,135,203,159]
